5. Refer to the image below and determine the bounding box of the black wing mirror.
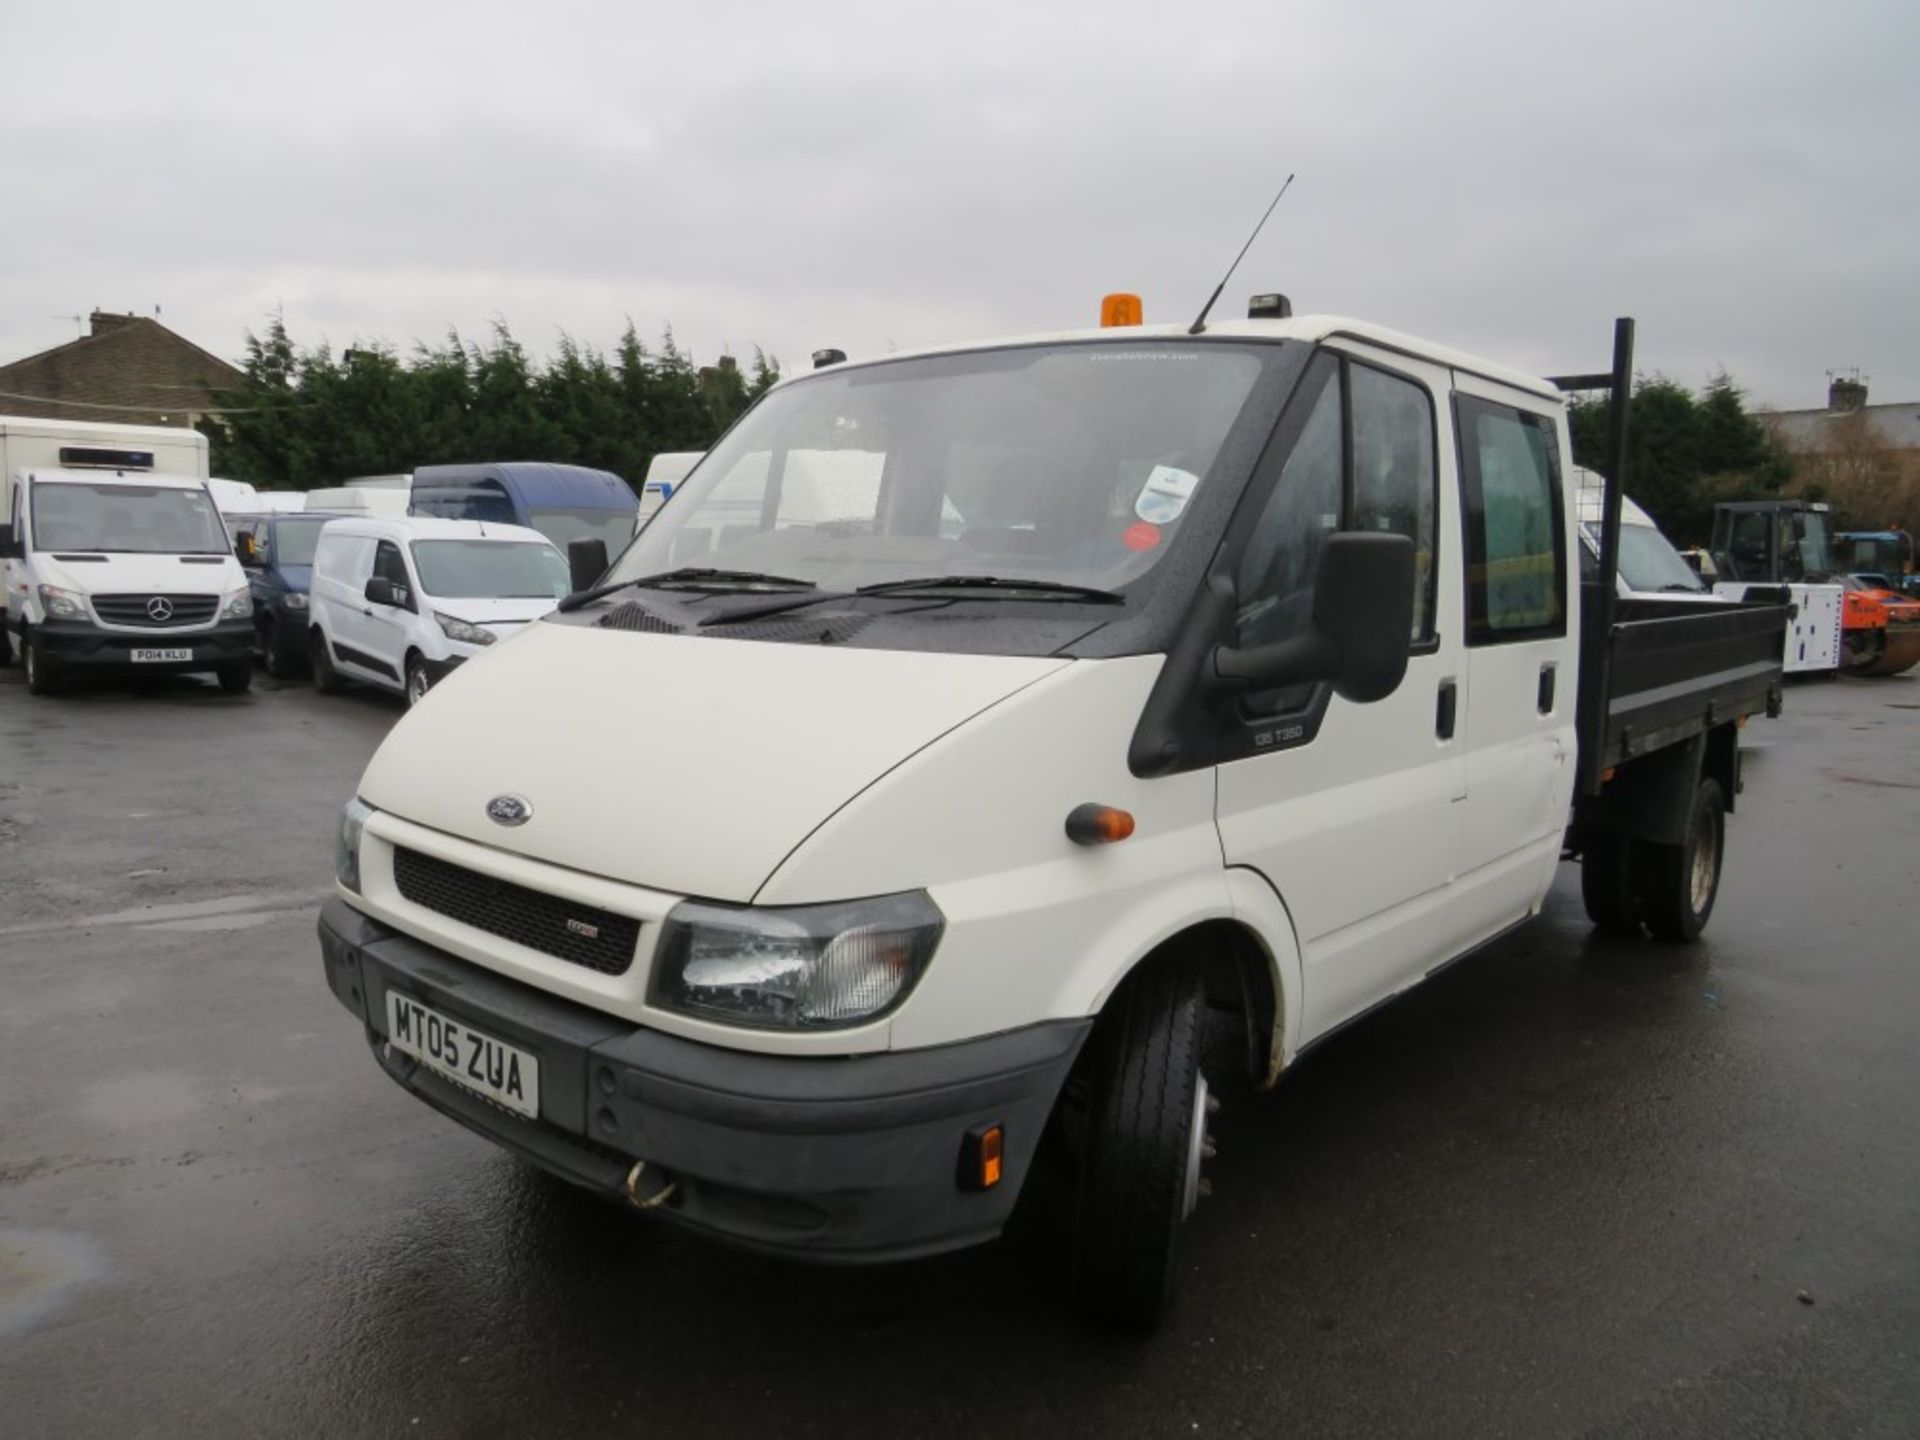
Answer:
[364,577,396,607]
[568,537,610,594]
[1212,532,1415,703]
[0,523,15,558]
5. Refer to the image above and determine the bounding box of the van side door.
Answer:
[1448,377,1579,929]
[1214,345,1468,1039]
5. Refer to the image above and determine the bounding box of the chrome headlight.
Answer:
[336,797,374,893]
[282,592,309,611]
[651,892,944,1030]
[222,586,253,620]
[37,584,88,620]
[435,611,496,646]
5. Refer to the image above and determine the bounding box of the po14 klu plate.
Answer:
[386,990,540,1118]
[130,648,193,662]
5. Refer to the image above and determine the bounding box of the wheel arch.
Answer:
[1083,879,1302,1091]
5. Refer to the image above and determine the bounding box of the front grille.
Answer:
[392,847,639,976]
[92,593,220,627]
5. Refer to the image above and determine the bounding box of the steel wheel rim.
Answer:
[24,642,36,686]
[408,668,429,706]
[1690,815,1718,914]
[1182,1072,1211,1221]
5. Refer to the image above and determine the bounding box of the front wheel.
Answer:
[405,655,431,708]
[217,662,253,695]
[263,617,301,680]
[1071,962,1212,1332]
[23,629,62,696]
[1638,778,1726,943]
[0,625,13,667]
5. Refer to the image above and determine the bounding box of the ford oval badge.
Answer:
[487,794,532,827]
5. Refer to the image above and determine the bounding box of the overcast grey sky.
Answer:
[2,0,1914,408]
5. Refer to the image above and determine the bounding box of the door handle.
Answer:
[1436,678,1457,740]
[1537,663,1557,714]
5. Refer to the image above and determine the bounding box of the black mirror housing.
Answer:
[569,537,610,594]
[364,576,396,607]
[0,523,14,558]
[1213,532,1415,703]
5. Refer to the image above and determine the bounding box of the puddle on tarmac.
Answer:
[0,1231,107,1337]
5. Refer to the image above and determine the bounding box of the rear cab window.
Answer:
[1455,397,1567,643]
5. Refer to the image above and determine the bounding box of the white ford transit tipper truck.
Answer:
[318,310,1787,1328]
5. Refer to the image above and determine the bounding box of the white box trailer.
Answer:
[0,415,210,488]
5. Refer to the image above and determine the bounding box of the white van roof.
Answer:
[0,415,210,443]
[1573,467,1655,528]
[772,314,1566,404]
[319,516,553,546]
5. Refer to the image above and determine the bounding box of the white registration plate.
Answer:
[385,991,540,1118]
[131,647,193,663]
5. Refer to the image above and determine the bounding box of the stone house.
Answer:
[0,311,244,428]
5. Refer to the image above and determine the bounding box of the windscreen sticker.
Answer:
[1134,465,1200,524]
[1123,521,1162,552]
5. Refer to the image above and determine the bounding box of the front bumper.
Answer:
[318,898,1089,1263]
[29,616,253,672]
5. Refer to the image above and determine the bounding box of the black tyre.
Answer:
[0,626,12,667]
[405,654,431,708]
[263,617,301,680]
[23,629,62,696]
[1580,830,1641,934]
[1638,779,1726,943]
[1071,962,1211,1332]
[217,662,253,695]
[310,628,345,694]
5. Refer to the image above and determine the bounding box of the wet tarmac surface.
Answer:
[2,665,1918,1438]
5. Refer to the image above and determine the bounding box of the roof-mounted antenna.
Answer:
[1188,173,1295,336]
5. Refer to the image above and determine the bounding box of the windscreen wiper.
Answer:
[558,567,816,613]
[698,572,1121,629]
[854,574,1126,603]
[697,573,1126,629]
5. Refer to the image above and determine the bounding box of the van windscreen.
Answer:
[411,540,570,599]
[31,481,227,555]
[601,340,1276,597]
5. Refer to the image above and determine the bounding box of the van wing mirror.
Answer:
[568,538,610,594]
[364,576,396,607]
[0,523,14,558]
[1213,532,1415,703]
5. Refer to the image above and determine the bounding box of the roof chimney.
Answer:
[1828,374,1868,412]
[89,310,140,336]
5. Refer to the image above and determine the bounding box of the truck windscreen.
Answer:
[31,482,228,555]
[602,341,1279,596]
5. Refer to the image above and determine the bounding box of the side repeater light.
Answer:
[1066,803,1136,845]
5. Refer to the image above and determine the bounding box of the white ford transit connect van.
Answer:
[2,467,254,695]
[318,311,1784,1329]
[307,517,570,706]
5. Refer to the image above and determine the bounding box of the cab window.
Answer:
[373,540,414,605]
[1457,397,1566,642]
[1234,353,1439,713]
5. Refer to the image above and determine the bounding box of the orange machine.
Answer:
[1840,577,1920,676]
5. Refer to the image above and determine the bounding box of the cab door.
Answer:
[354,539,418,687]
[1214,345,1469,1040]
[1447,378,1579,928]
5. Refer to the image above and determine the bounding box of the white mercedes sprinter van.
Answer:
[2,467,253,694]
[319,311,1778,1329]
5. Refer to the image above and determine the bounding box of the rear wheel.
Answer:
[1638,779,1725,943]
[1070,962,1212,1332]
[405,654,431,708]
[310,627,345,694]
[1580,831,1641,934]
[23,629,62,696]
